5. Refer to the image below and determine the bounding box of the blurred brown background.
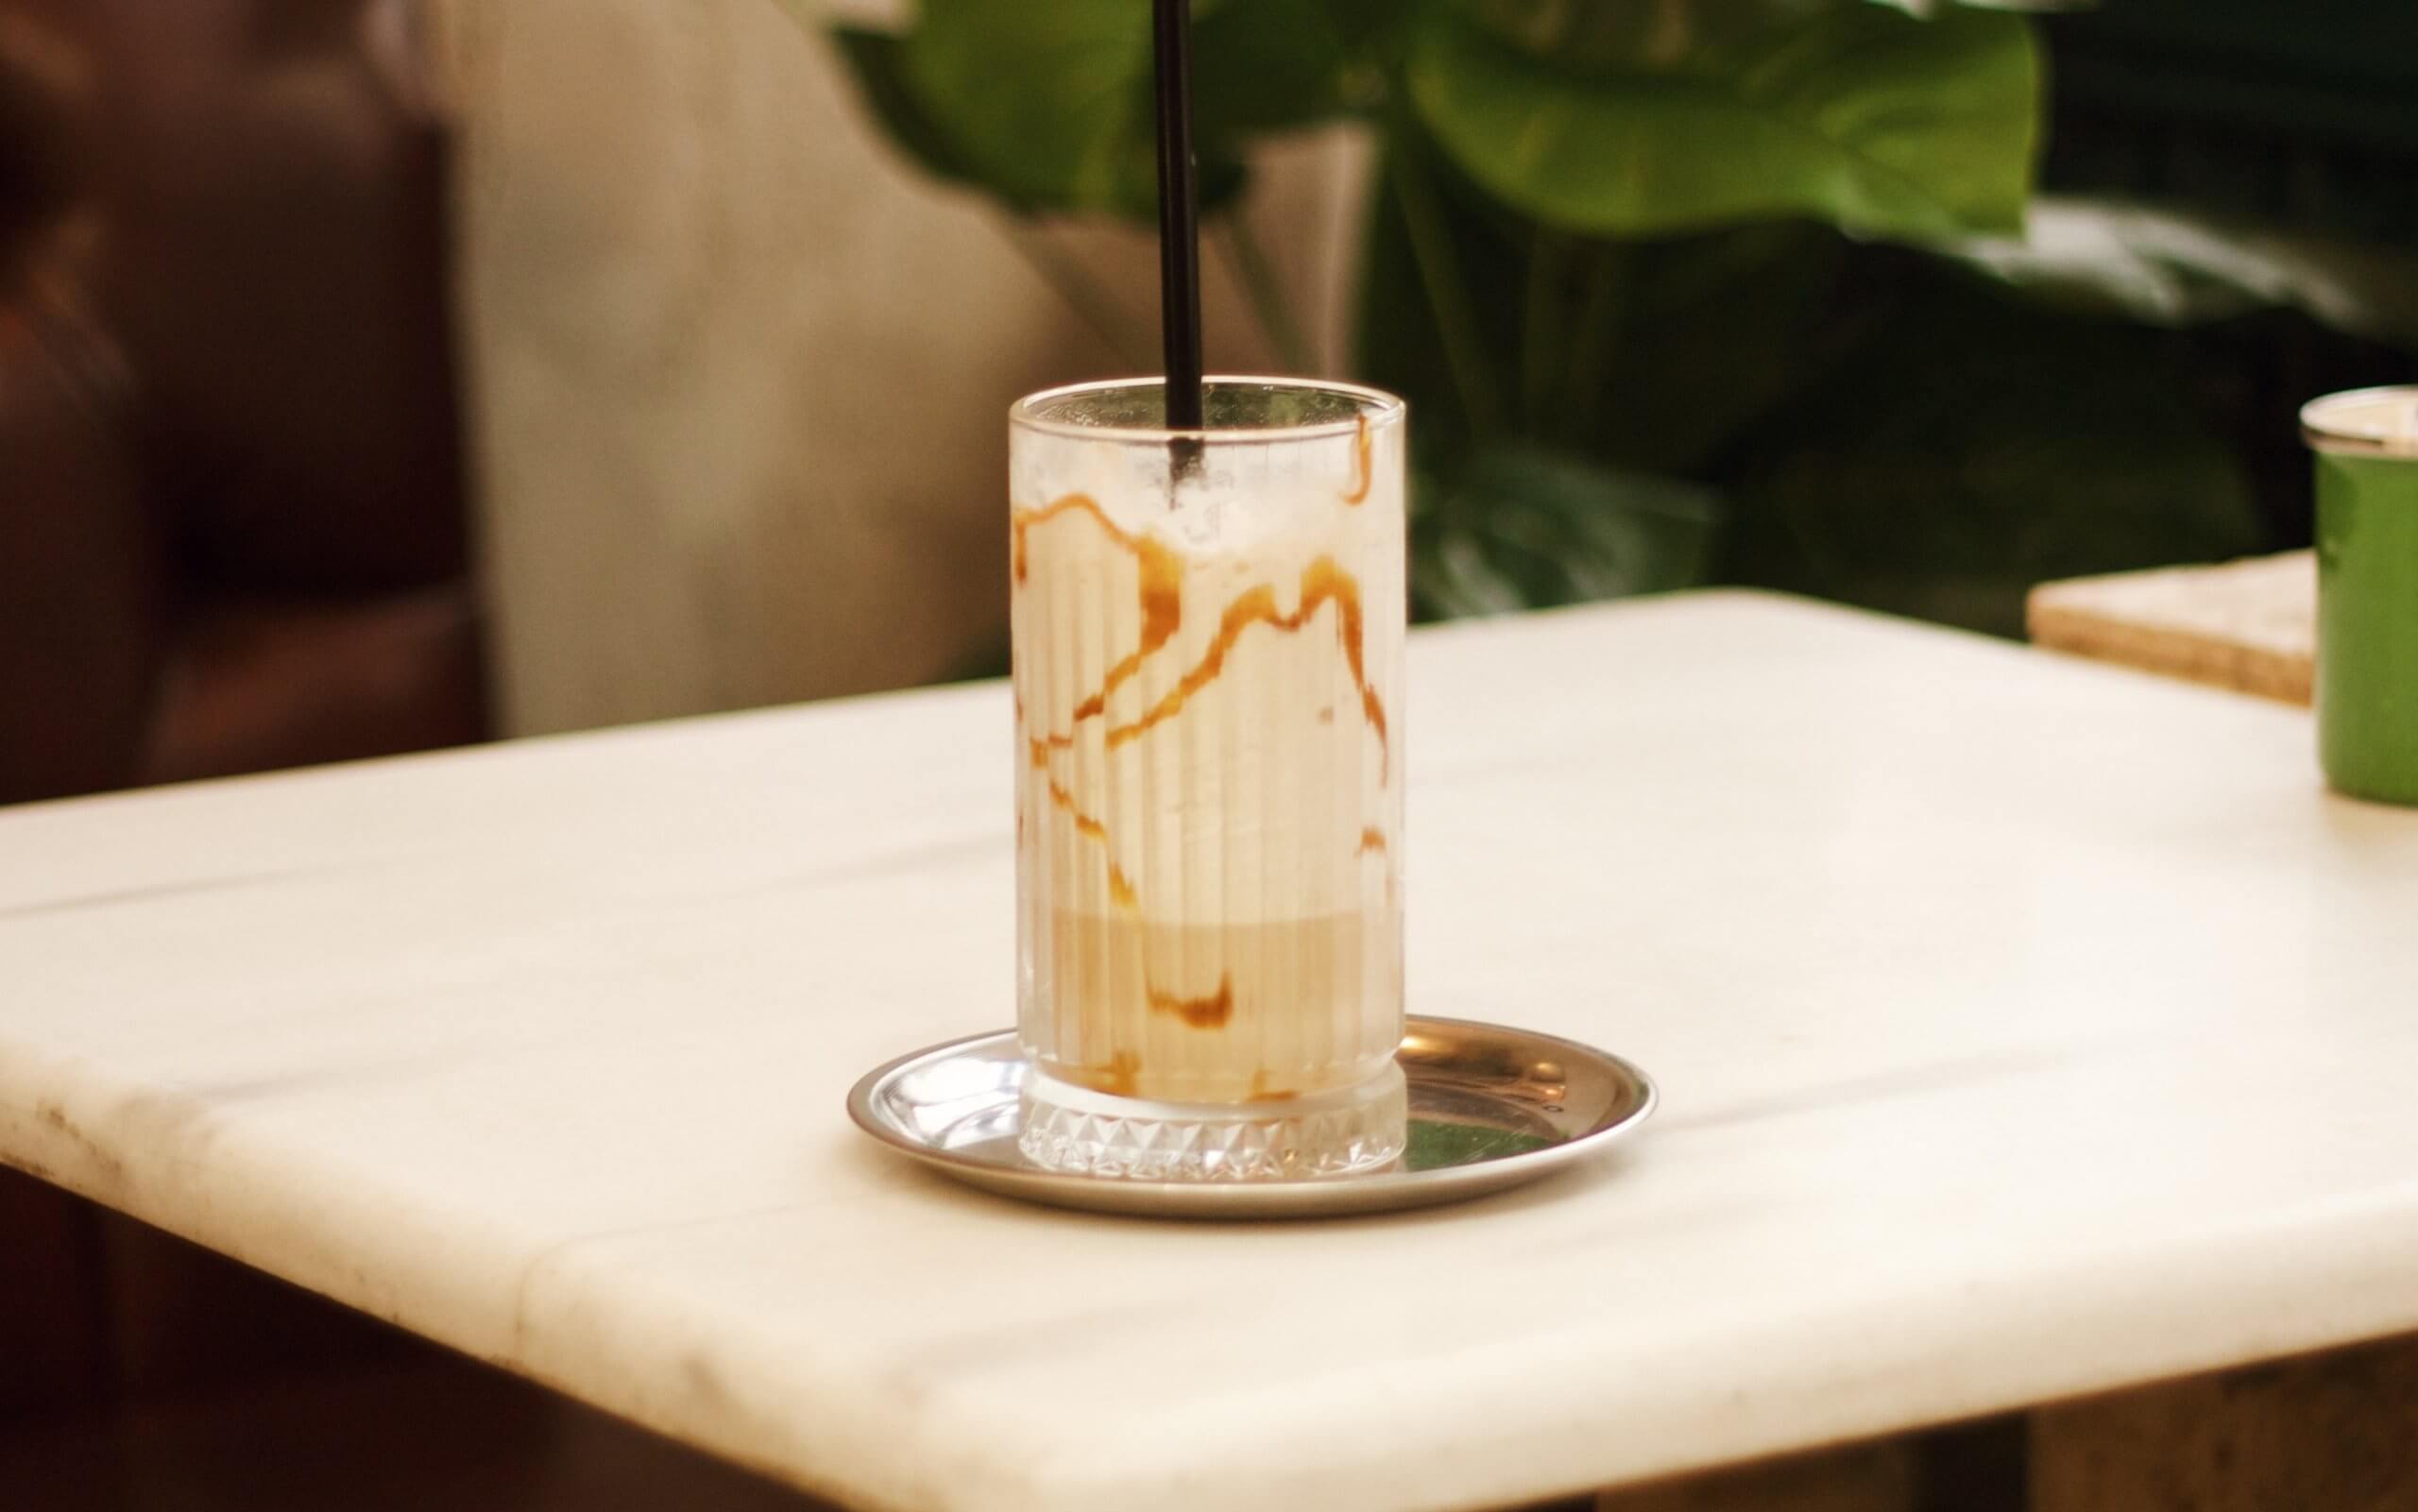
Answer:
[0,0,481,809]
[0,0,492,1489]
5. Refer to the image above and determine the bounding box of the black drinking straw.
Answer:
[1151,0,1205,450]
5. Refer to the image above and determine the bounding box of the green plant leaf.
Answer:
[1864,0,2094,13]
[827,28,984,189]
[1358,133,1527,457]
[821,0,1365,221]
[1940,196,2418,347]
[1406,3,2042,240]
[1573,223,1849,473]
[1453,0,1842,71]
[1719,272,2267,636]
[1190,0,1367,143]
[893,0,1164,216]
[1415,443,1724,619]
[1358,130,1853,472]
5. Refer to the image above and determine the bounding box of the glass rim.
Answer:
[1010,375,1405,446]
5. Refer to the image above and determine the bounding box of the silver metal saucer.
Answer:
[846,1017,1656,1218]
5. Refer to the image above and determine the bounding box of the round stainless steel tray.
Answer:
[846,1016,1656,1218]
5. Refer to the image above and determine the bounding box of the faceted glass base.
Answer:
[1018,1064,1407,1181]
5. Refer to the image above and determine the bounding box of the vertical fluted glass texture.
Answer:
[1009,380,1406,1176]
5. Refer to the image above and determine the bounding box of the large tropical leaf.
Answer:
[1406,2,2041,240]
[1944,197,2418,347]
[827,28,983,189]
[894,0,1165,216]
[1721,273,2267,635]
[1357,133,1850,471]
[1865,0,2092,13]
[1188,0,1373,143]
[1416,444,1724,620]
[818,0,1362,220]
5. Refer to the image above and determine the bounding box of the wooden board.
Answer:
[2027,552,2314,705]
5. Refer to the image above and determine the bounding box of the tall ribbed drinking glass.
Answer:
[1009,378,1407,1180]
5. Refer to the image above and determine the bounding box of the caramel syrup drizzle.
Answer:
[1039,763,1139,908]
[1342,413,1372,505]
[1103,555,1388,779]
[1247,1069,1297,1103]
[1148,975,1235,1030]
[1013,494,1182,756]
[1013,472,1390,1042]
[1059,1049,1142,1097]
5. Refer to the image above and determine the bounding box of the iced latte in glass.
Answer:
[1010,378,1408,1180]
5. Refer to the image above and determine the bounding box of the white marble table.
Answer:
[5,592,2416,1512]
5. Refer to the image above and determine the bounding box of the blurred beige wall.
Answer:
[429,0,1367,736]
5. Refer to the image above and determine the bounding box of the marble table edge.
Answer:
[10,1032,2418,1512]
[0,1048,941,1512]
[0,590,2398,1512]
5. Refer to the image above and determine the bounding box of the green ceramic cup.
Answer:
[2305,386,2418,807]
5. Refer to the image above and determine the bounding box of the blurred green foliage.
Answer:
[809,0,2418,637]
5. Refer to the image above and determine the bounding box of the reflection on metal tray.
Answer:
[847,1016,1656,1219]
